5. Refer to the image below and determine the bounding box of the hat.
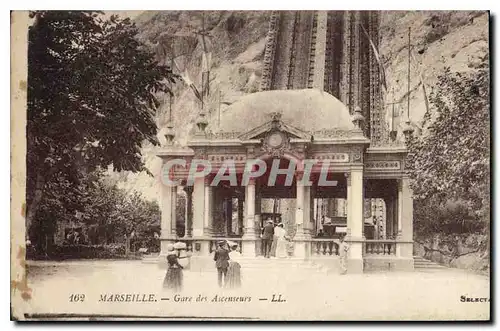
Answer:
[227,240,238,247]
[267,220,274,224]
[173,242,187,250]
[217,240,226,245]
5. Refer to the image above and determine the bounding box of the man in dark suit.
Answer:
[214,241,230,287]
[261,220,275,258]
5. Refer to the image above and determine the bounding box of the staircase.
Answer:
[413,255,448,270]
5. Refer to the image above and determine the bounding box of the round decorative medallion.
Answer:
[268,132,284,147]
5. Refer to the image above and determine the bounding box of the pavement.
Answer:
[17,259,490,321]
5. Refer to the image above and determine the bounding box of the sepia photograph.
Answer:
[10,8,490,321]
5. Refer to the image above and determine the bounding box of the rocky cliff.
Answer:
[108,10,488,202]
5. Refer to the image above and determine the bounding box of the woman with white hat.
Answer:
[163,244,183,292]
[226,241,242,289]
[274,223,288,258]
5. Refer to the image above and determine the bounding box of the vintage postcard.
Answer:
[11,10,490,321]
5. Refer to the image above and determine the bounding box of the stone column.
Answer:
[184,186,193,238]
[396,177,414,269]
[242,179,257,256]
[304,185,313,235]
[397,180,403,238]
[203,178,214,237]
[346,166,364,272]
[294,173,310,258]
[191,177,211,255]
[160,184,177,255]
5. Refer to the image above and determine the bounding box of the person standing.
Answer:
[338,236,349,275]
[261,220,274,258]
[214,240,230,287]
[274,223,288,258]
[163,244,184,292]
[226,242,242,289]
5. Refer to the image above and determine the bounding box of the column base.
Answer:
[397,242,414,259]
[293,241,310,259]
[242,239,258,257]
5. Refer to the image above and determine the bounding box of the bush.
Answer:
[27,243,141,260]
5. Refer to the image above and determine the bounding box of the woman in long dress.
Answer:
[226,242,242,289]
[274,223,288,258]
[163,244,183,292]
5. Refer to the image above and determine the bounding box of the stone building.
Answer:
[157,11,415,272]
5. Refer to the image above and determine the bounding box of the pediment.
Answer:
[238,112,311,141]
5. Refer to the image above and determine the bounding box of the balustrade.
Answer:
[363,240,396,256]
[171,238,400,258]
[309,238,339,256]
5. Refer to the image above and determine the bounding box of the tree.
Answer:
[406,56,490,237]
[27,11,176,248]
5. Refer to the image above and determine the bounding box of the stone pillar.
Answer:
[160,184,177,254]
[396,177,414,270]
[311,11,328,90]
[304,185,312,235]
[294,173,310,258]
[346,167,364,273]
[397,180,403,238]
[203,178,214,237]
[242,179,257,256]
[184,186,193,238]
[191,177,211,255]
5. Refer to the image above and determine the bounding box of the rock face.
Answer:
[111,10,488,202]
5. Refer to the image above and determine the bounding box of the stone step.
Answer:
[413,256,447,269]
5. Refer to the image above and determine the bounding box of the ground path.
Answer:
[20,260,490,320]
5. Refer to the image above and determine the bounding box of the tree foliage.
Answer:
[27,11,176,247]
[407,57,490,236]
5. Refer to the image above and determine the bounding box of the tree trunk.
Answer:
[26,173,45,242]
[125,236,130,257]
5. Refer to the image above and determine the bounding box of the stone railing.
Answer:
[363,239,397,256]
[308,238,340,256]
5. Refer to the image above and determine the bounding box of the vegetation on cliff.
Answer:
[407,55,489,272]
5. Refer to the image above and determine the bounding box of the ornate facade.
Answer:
[157,11,415,272]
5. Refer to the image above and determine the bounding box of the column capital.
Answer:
[344,172,351,185]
